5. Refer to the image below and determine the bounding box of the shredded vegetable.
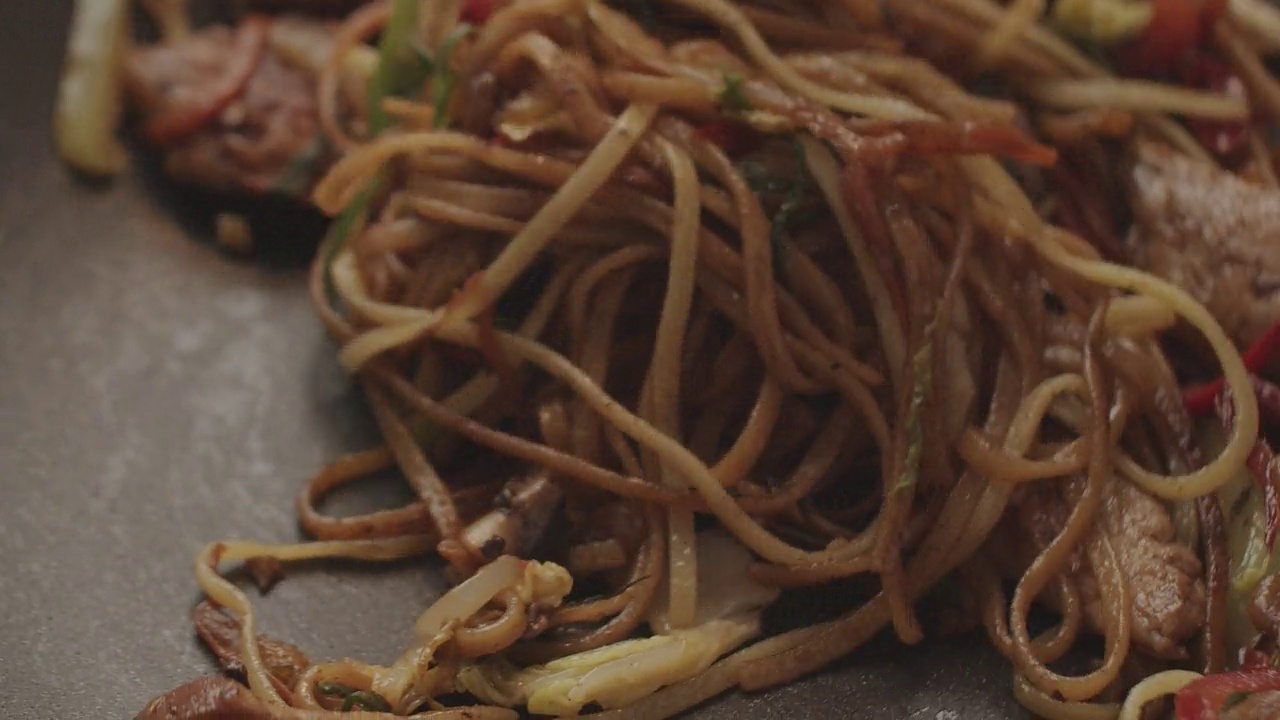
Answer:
[1051,0,1154,44]
[431,24,475,129]
[366,0,425,137]
[1186,319,1280,414]
[53,0,131,176]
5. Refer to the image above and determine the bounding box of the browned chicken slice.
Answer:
[123,18,334,198]
[1078,480,1206,658]
[1010,476,1205,658]
[1128,143,1280,347]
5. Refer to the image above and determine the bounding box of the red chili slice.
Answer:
[1184,318,1280,415]
[1175,669,1280,719]
[692,120,760,156]
[1216,385,1280,550]
[144,16,271,147]
[1117,0,1204,79]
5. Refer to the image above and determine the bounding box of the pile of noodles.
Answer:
[182,0,1273,718]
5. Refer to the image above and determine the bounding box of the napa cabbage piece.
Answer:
[373,556,574,713]
[1051,0,1154,44]
[457,532,779,716]
[54,0,131,176]
[1197,422,1280,659]
[417,555,573,640]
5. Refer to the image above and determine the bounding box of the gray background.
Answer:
[0,2,1024,717]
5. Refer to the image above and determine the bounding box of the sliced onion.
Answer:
[415,555,524,638]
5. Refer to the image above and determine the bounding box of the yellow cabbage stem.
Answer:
[1051,0,1154,44]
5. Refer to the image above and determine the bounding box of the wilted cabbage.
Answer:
[457,532,779,716]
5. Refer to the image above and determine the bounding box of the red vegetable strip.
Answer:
[852,120,1058,167]
[1117,0,1203,79]
[1216,387,1280,549]
[1243,320,1280,369]
[461,0,494,24]
[1185,56,1251,161]
[692,120,759,156]
[1186,382,1224,416]
[1255,376,1280,424]
[1184,318,1280,415]
[144,16,271,147]
[1175,668,1280,719]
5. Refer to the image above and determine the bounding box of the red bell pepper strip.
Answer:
[144,16,271,147]
[1216,386,1280,549]
[1184,318,1280,415]
[693,120,760,156]
[1176,669,1280,719]
[1117,0,1205,78]
[1256,376,1280,423]
[1184,56,1251,161]
[850,120,1058,167]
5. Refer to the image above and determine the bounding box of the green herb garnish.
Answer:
[342,690,393,712]
[367,0,426,136]
[1223,691,1254,712]
[316,682,392,712]
[742,136,816,275]
[432,23,476,129]
[717,71,753,114]
[317,681,358,697]
[319,176,381,298]
[321,0,425,289]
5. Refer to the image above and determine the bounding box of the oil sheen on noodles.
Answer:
[127,0,1271,718]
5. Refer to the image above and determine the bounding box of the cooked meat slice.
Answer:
[136,677,262,720]
[1010,477,1205,658]
[162,51,327,196]
[1128,143,1280,346]
[124,19,334,198]
[1082,479,1206,658]
[192,600,309,699]
[123,26,239,121]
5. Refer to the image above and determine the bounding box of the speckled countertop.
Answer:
[0,3,1024,717]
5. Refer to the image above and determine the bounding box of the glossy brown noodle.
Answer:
[162,0,1269,718]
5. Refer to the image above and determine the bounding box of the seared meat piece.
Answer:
[1010,477,1206,658]
[1079,480,1206,658]
[124,18,334,198]
[192,600,309,698]
[124,25,240,121]
[1128,143,1280,346]
[137,676,292,720]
